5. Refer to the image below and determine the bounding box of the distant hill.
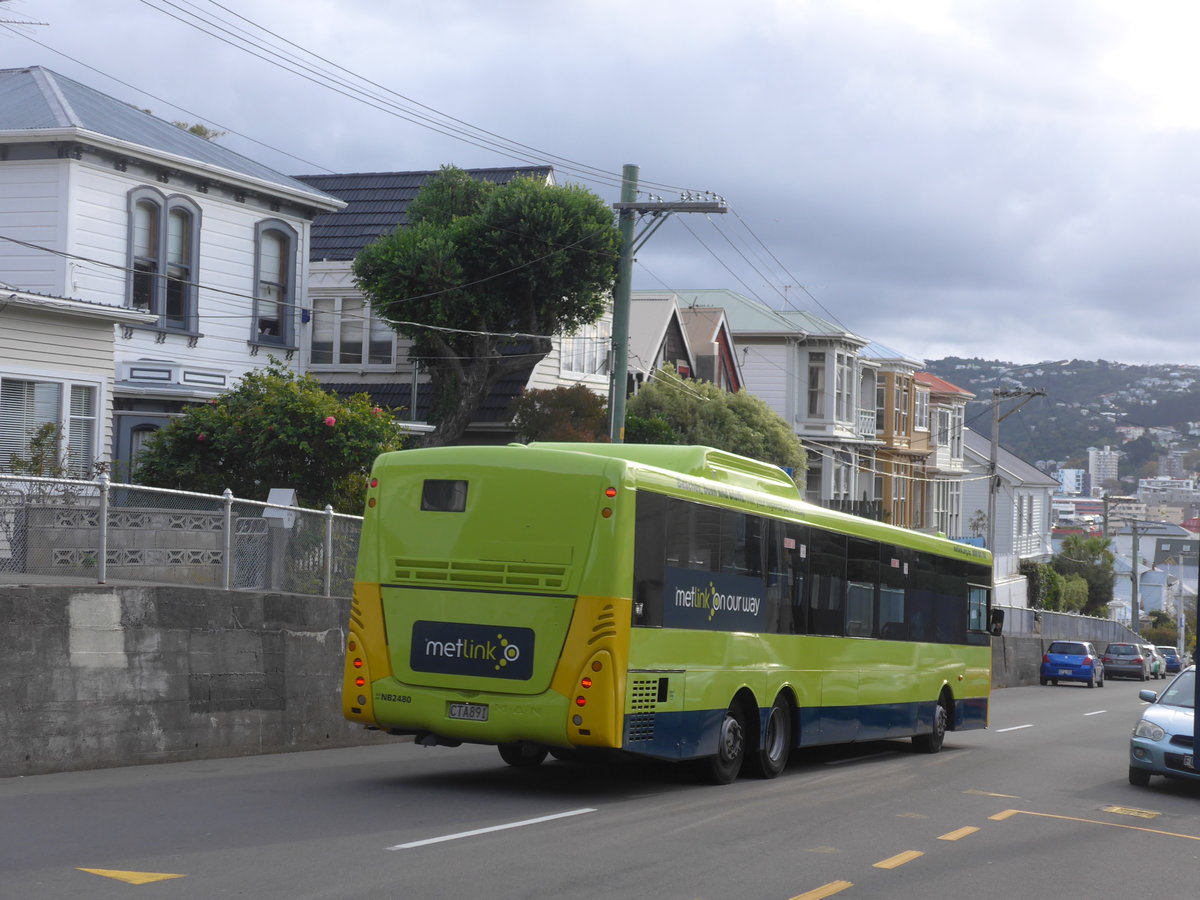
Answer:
[921,358,1200,473]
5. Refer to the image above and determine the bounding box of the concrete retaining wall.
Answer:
[1,582,1052,778]
[0,583,389,777]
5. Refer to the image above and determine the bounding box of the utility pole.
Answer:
[986,388,1045,553]
[607,165,726,442]
[1129,521,1141,636]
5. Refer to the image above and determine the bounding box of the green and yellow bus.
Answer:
[343,442,998,783]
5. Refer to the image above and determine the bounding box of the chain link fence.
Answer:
[0,474,361,597]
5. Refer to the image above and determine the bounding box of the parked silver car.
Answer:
[1142,644,1167,680]
[1102,643,1151,680]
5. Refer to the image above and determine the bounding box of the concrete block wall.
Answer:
[0,582,1052,778]
[0,584,389,777]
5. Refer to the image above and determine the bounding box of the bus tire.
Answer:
[746,695,792,779]
[498,742,548,768]
[698,703,747,785]
[913,694,949,754]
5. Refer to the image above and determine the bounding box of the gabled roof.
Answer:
[629,295,694,376]
[963,428,1059,488]
[0,66,340,204]
[295,166,554,261]
[860,340,923,368]
[914,370,975,399]
[677,305,745,389]
[651,288,865,344]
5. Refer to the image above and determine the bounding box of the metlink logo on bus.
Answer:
[410,621,535,680]
[662,567,766,632]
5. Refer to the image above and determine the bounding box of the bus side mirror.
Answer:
[988,608,1005,637]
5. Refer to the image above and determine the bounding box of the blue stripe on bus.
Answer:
[623,698,989,761]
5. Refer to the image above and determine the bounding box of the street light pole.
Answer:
[986,388,1044,553]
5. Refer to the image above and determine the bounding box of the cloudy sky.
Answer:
[6,0,1200,365]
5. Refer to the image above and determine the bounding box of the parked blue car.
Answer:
[1129,666,1197,787]
[1040,640,1105,688]
[1158,646,1183,674]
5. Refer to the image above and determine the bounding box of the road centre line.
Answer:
[789,880,854,900]
[988,809,1200,841]
[386,808,596,850]
[1083,710,1107,716]
[873,850,923,869]
[995,724,1034,733]
[938,826,980,841]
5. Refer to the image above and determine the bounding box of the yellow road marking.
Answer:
[874,850,924,869]
[790,880,854,900]
[965,789,1021,798]
[939,826,980,841]
[989,809,1020,820]
[896,812,928,819]
[1104,806,1160,820]
[78,869,187,885]
[806,845,842,854]
[992,809,1200,840]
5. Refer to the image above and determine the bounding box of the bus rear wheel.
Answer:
[746,696,791,779]
[698,704,746,784]
[498,742,548,768]
[913,696,948,754]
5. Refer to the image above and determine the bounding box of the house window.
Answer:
[127,188,200,331]
[914,389,929,430]
[835,353,852,422]
[807,352,825,418]
[310,297,395,367]
[562,321,611,376]
[253,220,297,345]
[0,377,97,477]
[875,383,885,432]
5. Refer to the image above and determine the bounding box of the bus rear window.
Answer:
[421,479,468,512]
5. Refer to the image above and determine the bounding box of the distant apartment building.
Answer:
[1158,450,1187,479]
[1055,468,1087,495]
[1088,445,1120,494]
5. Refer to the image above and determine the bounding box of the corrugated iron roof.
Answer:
[295,166,554,261]
[0,66,340,203]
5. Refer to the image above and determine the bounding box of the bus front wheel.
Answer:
[699,704,746,784]
[498,742,548,768]
[913,696,948,754]
[746,695,791,779]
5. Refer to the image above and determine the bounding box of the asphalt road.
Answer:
[1,677,1196,900]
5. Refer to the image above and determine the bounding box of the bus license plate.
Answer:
[448,702,488,722]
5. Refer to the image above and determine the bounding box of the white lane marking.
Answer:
[1084,710,1107,716]
[387,808,597,850]
[996,724,1034,733]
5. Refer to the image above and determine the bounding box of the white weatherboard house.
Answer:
[0,66,344,477]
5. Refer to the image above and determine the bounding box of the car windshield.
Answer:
[1049,643,1085,654]
[1108,645,1135,655]
[1157,670,1196,710]
[1159,648,1178,658]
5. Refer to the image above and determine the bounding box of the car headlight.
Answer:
[1133,720,1166,742]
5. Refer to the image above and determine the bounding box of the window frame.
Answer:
[125,187,201,333]
[308,295,396,369]
[0,372,101,478]
[252,219,299,348]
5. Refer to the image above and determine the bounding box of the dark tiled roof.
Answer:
[0,66,340,203]
[294,167,553,261]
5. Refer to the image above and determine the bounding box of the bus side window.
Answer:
[785,521,809,635]
[879,545,907,640]
[633,492,667,627]
[808,529,846,637]
[846,537,877,638]
[932,556,967,644]
[691,504,722,571]
[765,519,788,634]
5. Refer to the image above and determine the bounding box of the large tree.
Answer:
[353,166,622,446]
[625,365,807,476]
[1051,534,1115,617]
[133,363,405,513]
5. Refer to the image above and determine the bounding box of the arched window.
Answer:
[126,188,201,331]
[253,220,297,345]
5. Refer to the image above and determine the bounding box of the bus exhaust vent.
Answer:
[626,677,660,742]
[391,557,569,591]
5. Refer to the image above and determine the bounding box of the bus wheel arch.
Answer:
[913,687,952,754]
[746,689,794,779]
